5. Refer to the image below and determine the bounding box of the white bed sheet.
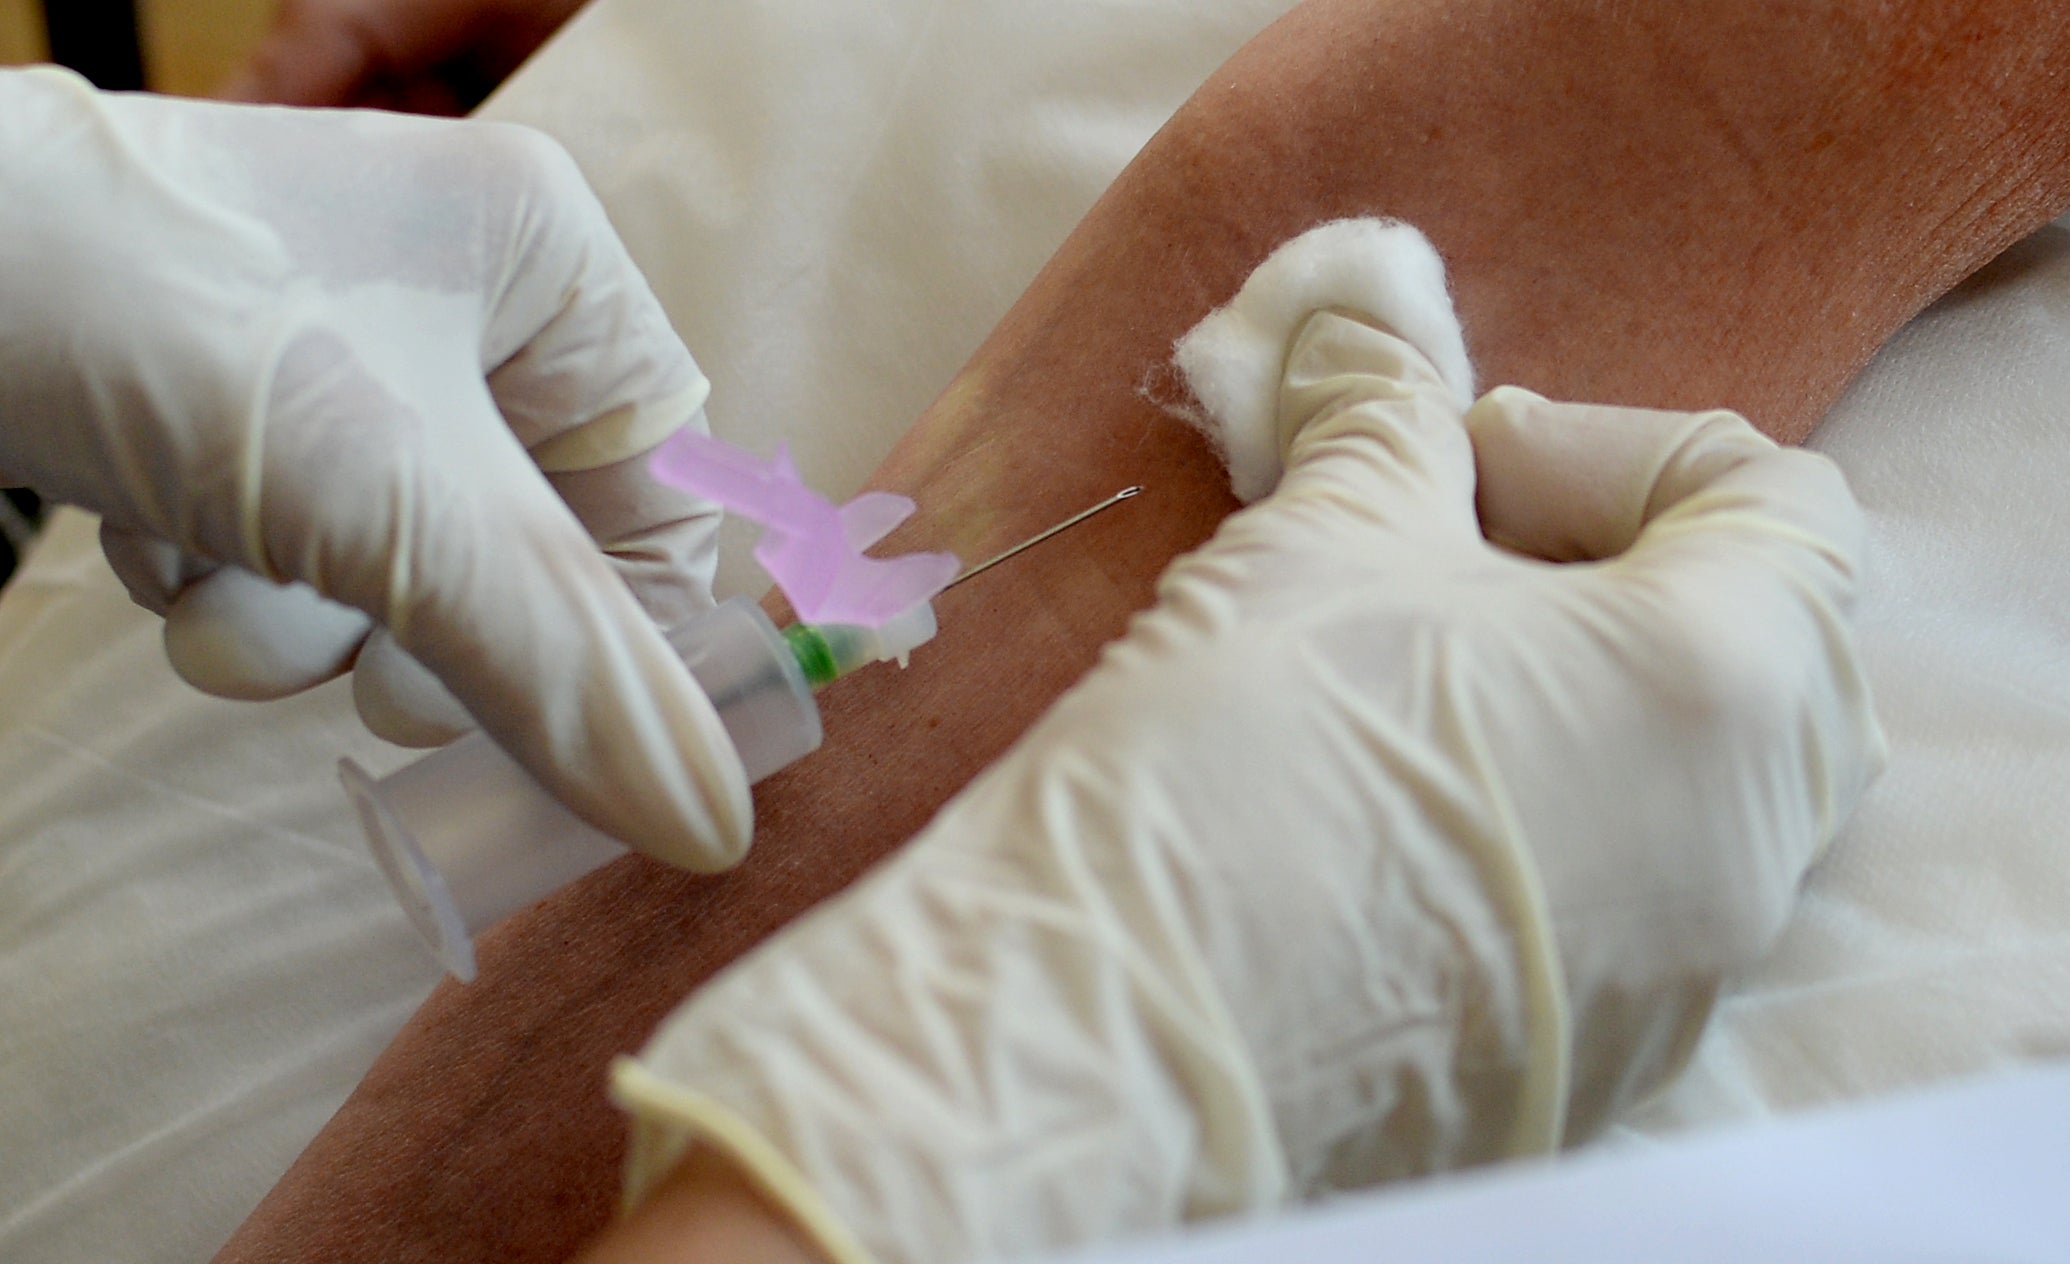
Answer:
[2,2,2067,1260]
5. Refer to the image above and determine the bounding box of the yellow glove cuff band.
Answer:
[530,381,712,474]
[610,1056,882,1264]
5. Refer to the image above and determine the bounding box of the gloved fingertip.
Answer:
[353,632,478,748]
[543,714,755,875]
[590,654,758,874]
[1685,442,1871,562]
[438,599,757,873]
[619,789,755,874]
[163,567,369,701]
[100,522,194,616]
[373,453,753,872]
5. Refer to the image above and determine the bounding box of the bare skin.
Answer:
[568,1149,826,1264]
[215,2,2070,1261]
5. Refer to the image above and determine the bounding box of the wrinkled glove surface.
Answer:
[616,294,1884,1260]
[0,67,747,869]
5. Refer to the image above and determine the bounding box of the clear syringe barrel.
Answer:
[341,597,826,982]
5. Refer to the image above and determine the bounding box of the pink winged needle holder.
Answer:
[649,430,960,627]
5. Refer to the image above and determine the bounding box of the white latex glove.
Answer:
[0,67,747,870]
[610,306,1884,1259]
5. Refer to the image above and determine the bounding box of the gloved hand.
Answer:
[0,67,747,870]
[609,295,1884,1257]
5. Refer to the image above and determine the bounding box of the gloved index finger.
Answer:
[254,339,753,869]
[387,469,755,871]
[471,124,710,475]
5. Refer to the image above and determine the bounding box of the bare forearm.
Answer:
[216,3,2070,1261]
[964,0,2070,448]
[567,1148,827,1264]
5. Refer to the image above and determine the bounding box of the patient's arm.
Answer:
[215,3,2070,1260]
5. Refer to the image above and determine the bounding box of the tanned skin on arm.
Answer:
[566,1148,828,1264]
[214,3,2070,1261]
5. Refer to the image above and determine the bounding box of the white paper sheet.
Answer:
[1051,1064,2070,1264]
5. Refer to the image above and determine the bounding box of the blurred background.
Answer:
[0,0,270,95]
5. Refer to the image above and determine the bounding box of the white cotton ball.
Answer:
[1172,218,1475,503]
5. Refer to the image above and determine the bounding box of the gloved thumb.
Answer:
[1268,307,1479,541]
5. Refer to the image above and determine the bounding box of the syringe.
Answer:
[342,597,936,981]
[344,485,1138,981]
